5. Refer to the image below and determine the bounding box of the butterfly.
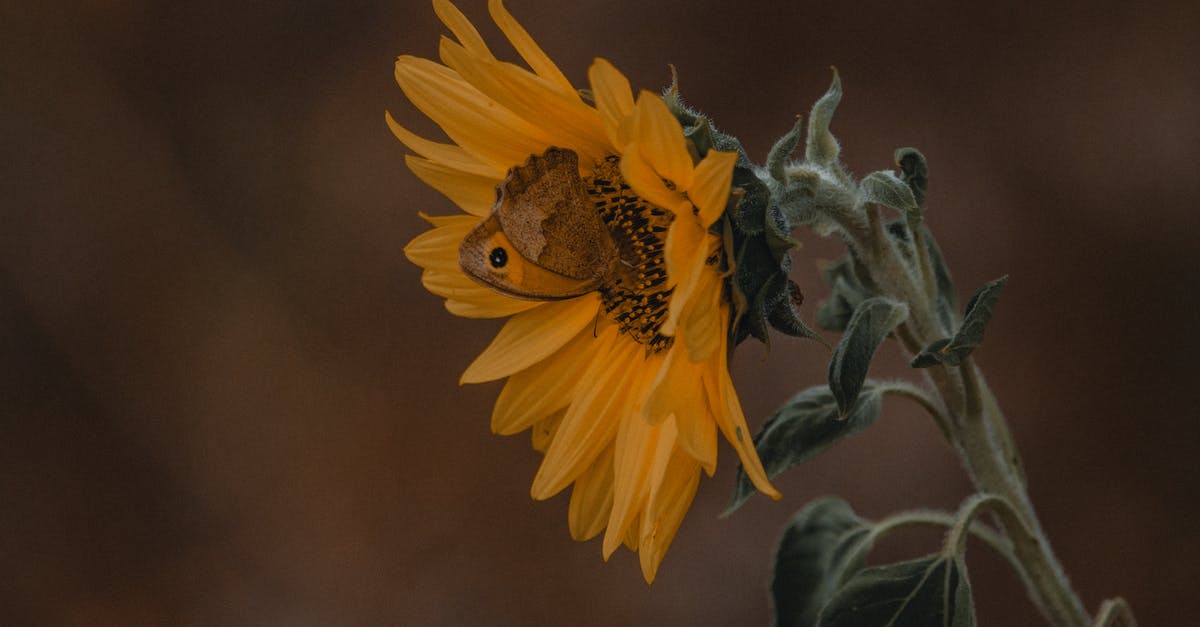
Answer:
[459,148,620,300]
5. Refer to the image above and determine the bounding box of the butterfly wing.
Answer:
[459,214,600,300]
[458,147,618,300]
[493,148,617,281]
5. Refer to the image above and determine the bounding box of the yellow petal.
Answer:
[530,411,563,452]
[680,268,723,363]
[675,402,718,477]
[644,345,716,473]
[588,58,634,151]
[630,91,694,191]
[438,38,609,163]
[421,270,540,318]
[487,0,575,95]
[661,220,708,336]
[531,329,638,499]
[419,212,475,227]
[461,294,601,383]
[619,143,689,215]
[689,149,738,228]
[638,446,701,583]
[602,362,668,558]
[446,296,539,319]
[622,511,642,552]
[386,112,504,178]
[491,324,597,435]
[405,154,498,217]
[395,56,555,170]
[705,333,781,500]
[568,445,614,541]
[403,216,480,271]
[432,0,493,58]
[643,342,701,425]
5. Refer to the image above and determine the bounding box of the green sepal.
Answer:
[806,69,843,166]
[895,147,928,207]
[828,298,908,416]
[666,89,821,348]
[770,498,875,627]
[817,554,976,627]
[911,276,1007,368]
[768,116,805,183]
[727,382,892,513]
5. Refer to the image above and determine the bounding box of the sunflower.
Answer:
[392,0,780,582]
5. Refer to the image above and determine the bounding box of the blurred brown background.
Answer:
[3,1,1198,625]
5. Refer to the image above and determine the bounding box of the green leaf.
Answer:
[728,383,889,513]
[818,554,976,627]
[911,276,1008,368]
[859,170,918,217]
[829,298,908,416]
[806,69,843,166]
[771,498,874,627]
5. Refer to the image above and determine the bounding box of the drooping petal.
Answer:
[432,0,493,59]
[386,112,505,178]
[531,329,636,499]
[405,155,498,217]
[568,445,615,541]
[620,143,689,215]
[629,91,694,191]
[705,333,781,500]
[395,56,555,170]
[689,149,739,228]
[461,294,601,383]
[438,38,609,163]
[588,58,634,151]
[487,0,575,95]
[638,445,701,582]
[491,323,597,435]
[604,402,672,559]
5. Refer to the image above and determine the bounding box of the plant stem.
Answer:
[854,220,1093,627]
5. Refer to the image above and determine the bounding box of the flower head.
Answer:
[393,0,779,582]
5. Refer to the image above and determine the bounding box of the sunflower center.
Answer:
[587,156,674,353]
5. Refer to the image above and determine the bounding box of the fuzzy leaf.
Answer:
[829,298,908,416]
[911,276,1007,368]
[818,554,976,627]
[771,498,874,627]
[728,383,889,513]
[860,170,918,217]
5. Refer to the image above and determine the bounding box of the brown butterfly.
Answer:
[459,148,619,300]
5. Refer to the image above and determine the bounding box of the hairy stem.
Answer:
[852,215,1092,627]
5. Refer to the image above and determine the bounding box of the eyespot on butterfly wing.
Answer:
[459,214,601,299]
[458,148,618,300]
